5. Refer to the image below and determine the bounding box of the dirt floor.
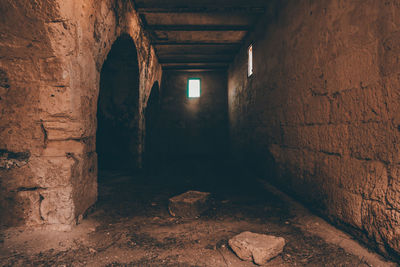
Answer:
[0,158,396,266]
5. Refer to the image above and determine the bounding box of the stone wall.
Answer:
[0,0,162,229]
[158,71,228,159]
[228,0,400,259]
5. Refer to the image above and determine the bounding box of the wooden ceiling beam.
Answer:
[147,25,250,31]
[161,62,229,67]
[137,7,265,14]
[163,68,227,72]
[157,52,236,57]
[159,58,231,64]
[153,42,242,45]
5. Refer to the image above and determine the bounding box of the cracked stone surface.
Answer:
[168,191,211,218]
[229,231,286,265]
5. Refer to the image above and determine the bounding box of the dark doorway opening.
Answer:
[96,34,140,171]
[144,82,160,169]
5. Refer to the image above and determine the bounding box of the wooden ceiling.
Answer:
[134,0,273,71]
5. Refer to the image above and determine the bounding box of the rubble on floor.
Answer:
[168,190,211,218]
[229,231,286,265]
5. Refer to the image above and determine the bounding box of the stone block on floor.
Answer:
[168,190,211,218]
[228,231,286,265]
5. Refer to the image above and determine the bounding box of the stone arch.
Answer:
[144,81,160,168]
[96,33,140,171]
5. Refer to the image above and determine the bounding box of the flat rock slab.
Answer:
[229,231,286,265]
[168,190,211,218]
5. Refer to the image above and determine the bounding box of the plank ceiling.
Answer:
[134,0,273,71]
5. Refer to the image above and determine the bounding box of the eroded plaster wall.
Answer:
[158,71,228,159]
[228,0,400,259]
[0,0,162,229]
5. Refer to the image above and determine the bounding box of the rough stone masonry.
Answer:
[228,0,400,260]
[0,0,161,229]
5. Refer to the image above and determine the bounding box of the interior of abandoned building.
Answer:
[1,0,400,266]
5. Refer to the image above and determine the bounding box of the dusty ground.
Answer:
[0,158,395,266]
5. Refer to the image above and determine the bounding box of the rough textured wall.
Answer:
[0,0,162,229]
[159,71,228,159]
[228,0,400,259]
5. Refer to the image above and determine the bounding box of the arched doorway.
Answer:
[144,82,160,169]
[96,34,140,171]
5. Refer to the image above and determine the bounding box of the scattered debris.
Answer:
[168,190,211,218]
[228,231,286,265]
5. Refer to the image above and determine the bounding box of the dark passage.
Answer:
[97,34,140,171]
[90,68,372,266]
[144,82,160,169]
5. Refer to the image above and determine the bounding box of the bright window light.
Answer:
[187,78,201,98]
[248,44,253,77]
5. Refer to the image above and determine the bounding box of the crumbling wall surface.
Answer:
[0,0,161,229]
[228,0,400,259]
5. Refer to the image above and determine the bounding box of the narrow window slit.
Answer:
[187,78,201,98]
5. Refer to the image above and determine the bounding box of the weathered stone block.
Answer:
[313,152,341,186]
[45,20,76,56]
[39,85,73,117]
[17,190,43,225]
[43,121,87,141]
[229,231,285,265]
[168,190,210,218]
[39,186,75,226]
[41,140,86,157]
[348,122,400,163]
[282,96,305,124]
[0,59,39,83]
[325,50,379,94]
[362,200,400,255]
[71,152,98,217]
[39,57,70,85]
[29,156,75,188]
[330,86,388,124]
[340,159,388,202]
[325,185,363,229]
[303,95,330,124]
[387,165,400,211]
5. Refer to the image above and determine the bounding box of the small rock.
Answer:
[168,190,211,218]
[228,231,285,265]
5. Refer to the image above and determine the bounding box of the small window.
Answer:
[248,44,253,77]
[187,78,201,98]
